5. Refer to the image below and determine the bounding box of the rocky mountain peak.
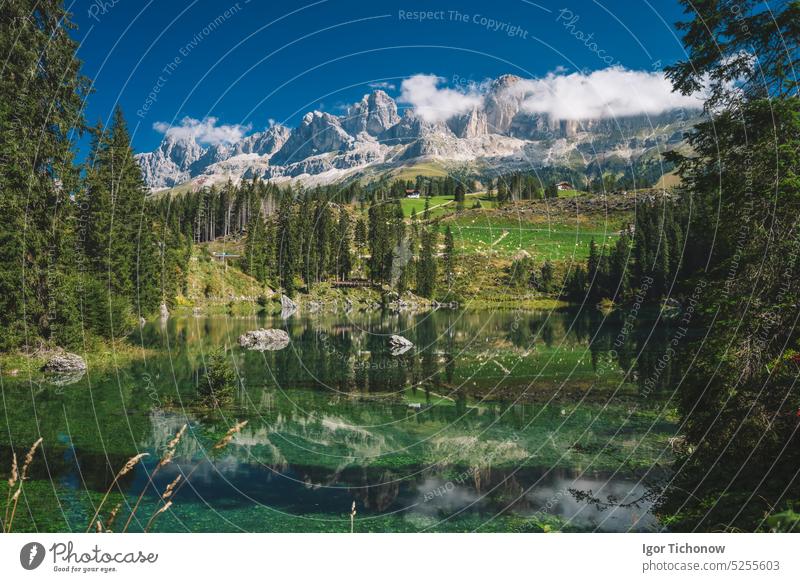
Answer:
[135,132,205,190]
[342,89,400,137]
[232,124,291,157]
[270,110,353,165]
[448,107,489,138]
[490,74,523,92]
[484,76,528,135]
[159,132,205,166]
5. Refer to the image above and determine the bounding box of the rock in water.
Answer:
[43,352,87,373]
[160,303,170,319]
[280,294,298,319]
[239,329,290,351]
[389,334,414,356]
[280,294,297,310]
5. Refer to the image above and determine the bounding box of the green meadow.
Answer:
[447,215,622,261]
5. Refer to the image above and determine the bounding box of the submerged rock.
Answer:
[389,334,414,356]
[42,352,87,373]
[239,328,290,351]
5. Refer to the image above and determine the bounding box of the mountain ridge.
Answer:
[136,77,701,192]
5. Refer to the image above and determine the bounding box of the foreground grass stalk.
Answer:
[86,453,148,533]
[143,501,172,532]
[3,452,18,533]
[122,425,186,533]
[141,421,247,532]
[5,438,43,533]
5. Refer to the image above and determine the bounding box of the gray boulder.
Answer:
[239,329,290,351]
[280,294,298,319]
[43,352,87,373]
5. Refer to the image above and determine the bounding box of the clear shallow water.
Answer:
[1,308,682,532]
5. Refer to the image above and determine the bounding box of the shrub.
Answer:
[508,257,537,289]
[199,348,236,407]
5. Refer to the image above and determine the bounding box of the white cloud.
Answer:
[153,116,251,145]
[508,67,703,120]
[399,74,483,123]
[368,81,396,91]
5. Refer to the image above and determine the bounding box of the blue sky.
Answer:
[70,0,691,153]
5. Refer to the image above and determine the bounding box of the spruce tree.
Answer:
[244,209,268,283]
[609,231,631,301]
[354,217,367,275]
[0,0,89,348]
[586,238,601,299]
[540,260,555,293]
[417,228,438,298]
[83,107,156,314]
[454,183,465,211]
[443,226,455,286]
[336,209,352,280]
[276,192,297,296]
[564,264,587,302]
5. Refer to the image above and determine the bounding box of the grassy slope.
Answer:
[388,161,450,181]
[173,192,635,312]
[399,192,495,218]
[441,199,631,307]
[177,245,271,309]
[448,213,620,261]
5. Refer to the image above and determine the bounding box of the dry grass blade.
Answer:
[20,438,42,480]
[118,453,148,478]
[166,424,188,450]
[213,420,248,450]
[7,453,17,488]
[161,475,181,501]
[5,438,43,533]
[105,503,122,532]
[124,424,188,532]
[6,488,22,534]
[350,501,357,533]
[146,420,248,525]
[158,424,187,469]
[3,452,18,532]
[144,501,172,532]
[87,453,149,533]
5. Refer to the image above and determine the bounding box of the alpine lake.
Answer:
[1,307,688,533]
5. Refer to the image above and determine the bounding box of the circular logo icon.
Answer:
[20,542,46,570]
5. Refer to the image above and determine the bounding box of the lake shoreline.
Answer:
[0,340,158,379]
